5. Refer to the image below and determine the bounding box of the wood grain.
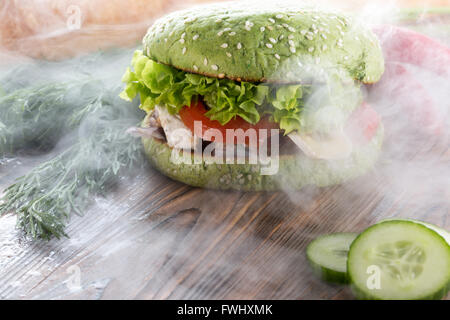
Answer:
[0,1,449,300]
[0,131,448,299]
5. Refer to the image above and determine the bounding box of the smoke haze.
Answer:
[0,0,448,299]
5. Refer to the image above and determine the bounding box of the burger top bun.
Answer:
[143,1,384,83]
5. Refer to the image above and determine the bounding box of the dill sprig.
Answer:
[0,49,145,239]
[0,80,110,156]
[0,83,69,155]
[0,93,144,239]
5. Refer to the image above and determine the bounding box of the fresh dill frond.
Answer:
[0,93,144,240]
[0,83,69,155]
[0,48,145,239]
[0,80,112,156]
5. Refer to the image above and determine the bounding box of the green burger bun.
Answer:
[143,2,384,83]
[121,1,385,191]
[142,117,383,191]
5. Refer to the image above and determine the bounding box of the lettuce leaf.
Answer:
[120,50,359,134]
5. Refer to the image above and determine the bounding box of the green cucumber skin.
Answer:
[306,232,358,285]
[349,282,449,301]
[379,218,450,245]
[308,259,350,285]
[347,220,450,300]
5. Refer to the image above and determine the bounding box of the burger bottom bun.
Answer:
[142,125,383,191]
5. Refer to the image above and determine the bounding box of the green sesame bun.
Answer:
[143,1,384,83]
[132,2,386,191]
[141,119,384,191]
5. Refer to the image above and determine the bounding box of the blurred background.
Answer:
[1,0,449,63]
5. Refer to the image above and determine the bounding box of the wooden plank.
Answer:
[0,7,449,300]
[0,136,448,299]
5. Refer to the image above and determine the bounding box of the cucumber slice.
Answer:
[380,218,450,245]
[348,220,450,300]
[306,232,358,284]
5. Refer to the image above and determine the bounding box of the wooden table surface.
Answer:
[0,10,449,300]
[0,126,448,300]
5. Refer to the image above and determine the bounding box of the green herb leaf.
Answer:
[0,94,144,240]
[120,51,311,132]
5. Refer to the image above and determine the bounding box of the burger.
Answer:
[120,1,384,191]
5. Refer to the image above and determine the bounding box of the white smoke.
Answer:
[0,0,448,300]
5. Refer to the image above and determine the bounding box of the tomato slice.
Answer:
[179,99,278,146]
[180,99,379,147]
[346,102,380,144]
